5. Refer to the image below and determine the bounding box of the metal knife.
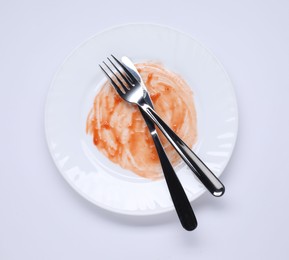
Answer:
[120,56,224,197]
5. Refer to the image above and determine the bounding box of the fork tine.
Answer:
[99,64,124,96]
[103,61,129,92]
[107,57,131,88]
[111,55,135,83]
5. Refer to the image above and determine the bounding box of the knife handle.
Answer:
[139,103,225,197]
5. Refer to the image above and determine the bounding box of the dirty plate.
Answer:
[45,24,238,216]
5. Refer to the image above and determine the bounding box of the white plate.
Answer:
[45,24,238,216]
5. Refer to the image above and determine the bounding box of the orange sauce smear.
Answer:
[86,63,197,180]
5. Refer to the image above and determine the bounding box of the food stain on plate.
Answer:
[86,62,197,180]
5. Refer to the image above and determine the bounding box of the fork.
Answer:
[104,55,225,197]
[100,58,198,231]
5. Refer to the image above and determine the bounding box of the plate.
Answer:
[45,24,238,216]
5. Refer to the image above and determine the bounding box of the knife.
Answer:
[120,56,225,197]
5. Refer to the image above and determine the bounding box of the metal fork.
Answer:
[100,58,197,231]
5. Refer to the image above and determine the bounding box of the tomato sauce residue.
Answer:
[86,63,197,180]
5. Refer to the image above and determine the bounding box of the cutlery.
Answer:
[113,55,225,197]
[100,58,198,231]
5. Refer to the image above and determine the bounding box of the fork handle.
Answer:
[140,110,197,231]
[139,103,225,197]
[152,126,198,231]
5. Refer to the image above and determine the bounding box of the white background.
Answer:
[1,0,289,259]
